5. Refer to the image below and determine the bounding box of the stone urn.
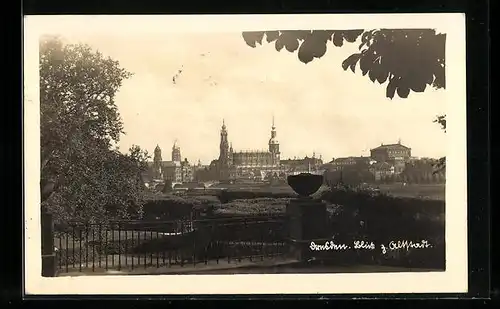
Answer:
[287,173,324,198]
[286,173,328,262]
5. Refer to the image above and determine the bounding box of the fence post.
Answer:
[41,210,57,277]
[286,197,328,263]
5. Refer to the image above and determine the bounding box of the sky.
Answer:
[57,31,447,165]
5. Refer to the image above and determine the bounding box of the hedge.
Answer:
[213,198,290,215]
[217,190,297,203]
[56,245,101,267]
[321,187,445,269]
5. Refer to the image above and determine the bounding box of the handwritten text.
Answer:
[309,239,433,254]
[380,240,432,254]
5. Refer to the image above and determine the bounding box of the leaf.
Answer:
[360,31,373,49]
[341,53,361,72]
[376,65,389,84]
[265,31,280,42]
[397,85,410,98]
[314,30,335,41]
[386,76,398,99]
[297,40,314,64]
[368,69,377,83]
[275,37,285,51]
[240,28,446,101]
[332,32,344,47]
[293,30,313,40]
[359,56,370,76]
[349,63,357,73]
[310,39,327,58]
[433,68,446,89]
[424,72,434,85]
[410,82,427,92]
[283,36,300,52]
[343,30,364,43]
[242,32,265,48]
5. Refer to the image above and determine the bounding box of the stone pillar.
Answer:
[41,211,57,277]
[286,197,329,262]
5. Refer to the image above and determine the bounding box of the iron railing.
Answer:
[53,214,288,273]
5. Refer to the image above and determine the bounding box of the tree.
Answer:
[242,29,445,99]
[40,36,150,224]
[433,115,446,174]
[242,29,447,172]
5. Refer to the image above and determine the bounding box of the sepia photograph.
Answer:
[24,14,467,295]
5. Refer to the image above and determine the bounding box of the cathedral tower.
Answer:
[218,119,230,180]
[153,144,163,179]
[172,140,181,162]
[268,116,280,166]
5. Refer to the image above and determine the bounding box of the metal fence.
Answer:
[53,214,288,273]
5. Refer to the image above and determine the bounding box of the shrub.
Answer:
[56,244,102,267]
[213,198,291,215]
[217,190,297,203]
[189,195,221,205]
[321,187,445,269]
[142,195,195,219]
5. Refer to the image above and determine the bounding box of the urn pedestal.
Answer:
[41,254,57,277]
[286,198,329,262]
[41,211,57,277]
[286,173,328,263]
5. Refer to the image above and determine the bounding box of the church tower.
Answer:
[172,140,181,162]
[153,144,163,179]
[268,116,280,166]
[218,119,230,180]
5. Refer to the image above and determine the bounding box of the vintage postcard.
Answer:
[23,14,467,295]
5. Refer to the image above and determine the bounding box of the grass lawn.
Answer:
[376,183,445,201]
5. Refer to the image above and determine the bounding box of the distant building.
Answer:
[162,161,182,182]
[150,145,161,180]
[328,156,374,172]
[217,118,281,181]
[370,140,411,163]
[370,140,411,175]
[149,142,194,184]
[171,141,181,162]
[323,156,375,186]
[149,117,326,183]
[280,155,324,175]
[369,161,395,181]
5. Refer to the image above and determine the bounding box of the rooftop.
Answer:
[371,143,410,150]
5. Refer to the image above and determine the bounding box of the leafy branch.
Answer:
[242,29,446,100]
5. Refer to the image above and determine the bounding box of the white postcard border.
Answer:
[23,13,467,295]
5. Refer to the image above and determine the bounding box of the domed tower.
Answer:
[172,140,181,162]
[153,144,163,179]
[268,116,280,166]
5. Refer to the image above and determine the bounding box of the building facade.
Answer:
[280,155,324,175]
[149,142,194,184]
[327,156,375,172]
[370,140,411,175]
[369,161,395,181]
[217,118,282,181]
[370,141,411,163]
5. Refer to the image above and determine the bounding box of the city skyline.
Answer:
[54,32,447,165]
[147,118,427,166]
